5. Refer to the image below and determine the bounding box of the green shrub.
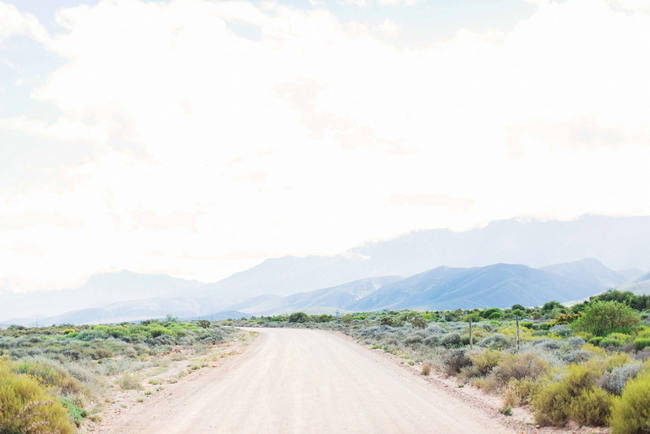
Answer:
[0,358,74,433]
[196,320,211,329]
[60,396,87,427]
[499,406,512,416]
[534,382,570,426]
[611,372,650,434]
[470,349,501,375]
[313,314,335,323]
[601,338,623,348]
[572,301,640,337]
[288,312,309,323]
[563,364,599,395]
[633,337,650,351]
[568,387,613,426]
[148,326,173,338]
[589,336,603,346]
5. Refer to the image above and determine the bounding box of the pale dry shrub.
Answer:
[599,362,642,395]
[118,372,141,390]
[497,352,549,382]
[502,378,540,407]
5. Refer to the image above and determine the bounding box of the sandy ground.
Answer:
[98,328,517,434]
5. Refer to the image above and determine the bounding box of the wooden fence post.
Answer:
[469,316,473,349]
[516,315,520,352]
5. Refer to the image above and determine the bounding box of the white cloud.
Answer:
[1,0,650,290]
[0,2,47,44]
[377,0,420,6]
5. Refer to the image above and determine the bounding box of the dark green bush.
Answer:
[589,336,603,346]
[572,301,640,337]
[633,337,650,350]
[288,312,310,323]
[196,320,211,328]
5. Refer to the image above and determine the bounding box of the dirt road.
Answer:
[102,328,514,433]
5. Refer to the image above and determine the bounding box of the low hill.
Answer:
[231,276,401,315]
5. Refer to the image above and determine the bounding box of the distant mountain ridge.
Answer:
[197,215,650,305]
[349,263,598,311]
[0,258,634,325]
[230,276,402,315]
[0,271,204,322]
[4,214,650,324]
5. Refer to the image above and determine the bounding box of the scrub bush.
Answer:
[568,387,614,426]
[502,377,539,407]
[572,301,640,337]
[534,382,570,426]
[610,371,650,434]
[443,349,472,375]
[633,337,650,351]
[599,362,642,395]
[0,358,74,433]
[470,349,501,375]
[497,352,549,382]
[478,334,511,350]
[534,363,613,427]
[441,333,461,347]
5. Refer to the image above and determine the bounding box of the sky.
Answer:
[1,0,650,292]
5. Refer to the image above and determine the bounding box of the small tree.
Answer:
[542,301,563,312]
[197,320,211,328]
[571,301,640,336]
[288,312,309,323]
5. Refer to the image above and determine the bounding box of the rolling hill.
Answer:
[229,276,401,315]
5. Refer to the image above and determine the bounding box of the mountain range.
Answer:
[1,258,640,325]
[2,215,650,325]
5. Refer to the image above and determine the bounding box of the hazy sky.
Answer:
[1,0,650,291]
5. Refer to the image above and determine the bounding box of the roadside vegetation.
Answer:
[228,290,650,431]
[0,318,239,432]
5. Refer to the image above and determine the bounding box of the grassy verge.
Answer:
[0,319,240,431]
